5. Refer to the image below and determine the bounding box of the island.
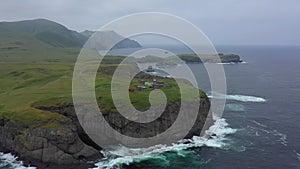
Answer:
[123,53,243,67]
[177,53,242,63]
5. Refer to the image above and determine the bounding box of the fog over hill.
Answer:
[0,19,142,61]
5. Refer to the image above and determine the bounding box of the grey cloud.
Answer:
[0,0,299,45]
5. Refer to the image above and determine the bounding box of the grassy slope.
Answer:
[0,29,81,62]
[0,60,205,129]
[0,62,73,127]
[0,19,86,62]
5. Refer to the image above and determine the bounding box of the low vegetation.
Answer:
[0,57,205,129]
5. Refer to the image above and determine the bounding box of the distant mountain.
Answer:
[80,30,95,38]
[0,19,87,48]
[80,30,142,50]
[0,19,142,62]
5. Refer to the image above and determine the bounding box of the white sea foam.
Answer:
[93,118,237,169]
[273,130,288,146]
[216,61,247,65]
[293,150,300,161]
[225,103,245,112]
[251,120,268,128]
[0,119,238,169]
[250,121,288,146]
[0,152,35,169]
[208,92,266,103]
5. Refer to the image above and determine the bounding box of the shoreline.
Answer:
[0,146,98,169]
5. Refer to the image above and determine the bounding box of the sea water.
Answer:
[2,46,300,169]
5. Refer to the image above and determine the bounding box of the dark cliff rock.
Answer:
[36,94,210,145]
[218,54,242,63]
[178,54,242,63]
[0,113,101,168]
[0,95,210,167]
[102,99,210,139]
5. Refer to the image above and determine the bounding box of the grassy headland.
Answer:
[0,18,211,166]
[0,59,206,129]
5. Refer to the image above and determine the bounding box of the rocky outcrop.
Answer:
[0,114,101,167]
[102,99,210,139]
[178,54,242,63]
[218,54,242,63]
[0,94,210,167]
[36,95,210,145]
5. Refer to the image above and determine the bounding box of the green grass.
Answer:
[0,26,82,62]
[96,74,182,111]
[0,19,87,62]
[0,60,206,130]
[0,62,74,127]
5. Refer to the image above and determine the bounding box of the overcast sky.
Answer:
[0,0,299,46]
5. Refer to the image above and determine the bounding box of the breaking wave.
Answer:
[208,92,266,103]
[216,61,247,65]
[293,150,300,161]
[93,118,237,169]
[0,152,35,169]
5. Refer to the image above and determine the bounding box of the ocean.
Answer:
[1,45,300,169]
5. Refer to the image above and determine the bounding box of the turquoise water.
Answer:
[95,46,300,169]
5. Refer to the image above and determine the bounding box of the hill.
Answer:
[0,19,87,48]
[0,19,142,62]
[80,30,142,50]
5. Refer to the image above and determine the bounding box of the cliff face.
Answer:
[178,54,242,63]
[0,114,101,166]
[218,54,242,63]
[0,95,210,166]
[37,95,210,143]
[101,98,211,139]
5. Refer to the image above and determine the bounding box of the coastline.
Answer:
[0,146,98,169]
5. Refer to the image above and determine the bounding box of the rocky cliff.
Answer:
[177,54,242,63]
[0,62,211,168]
[0,114,101,168]
[0,94,210,168]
